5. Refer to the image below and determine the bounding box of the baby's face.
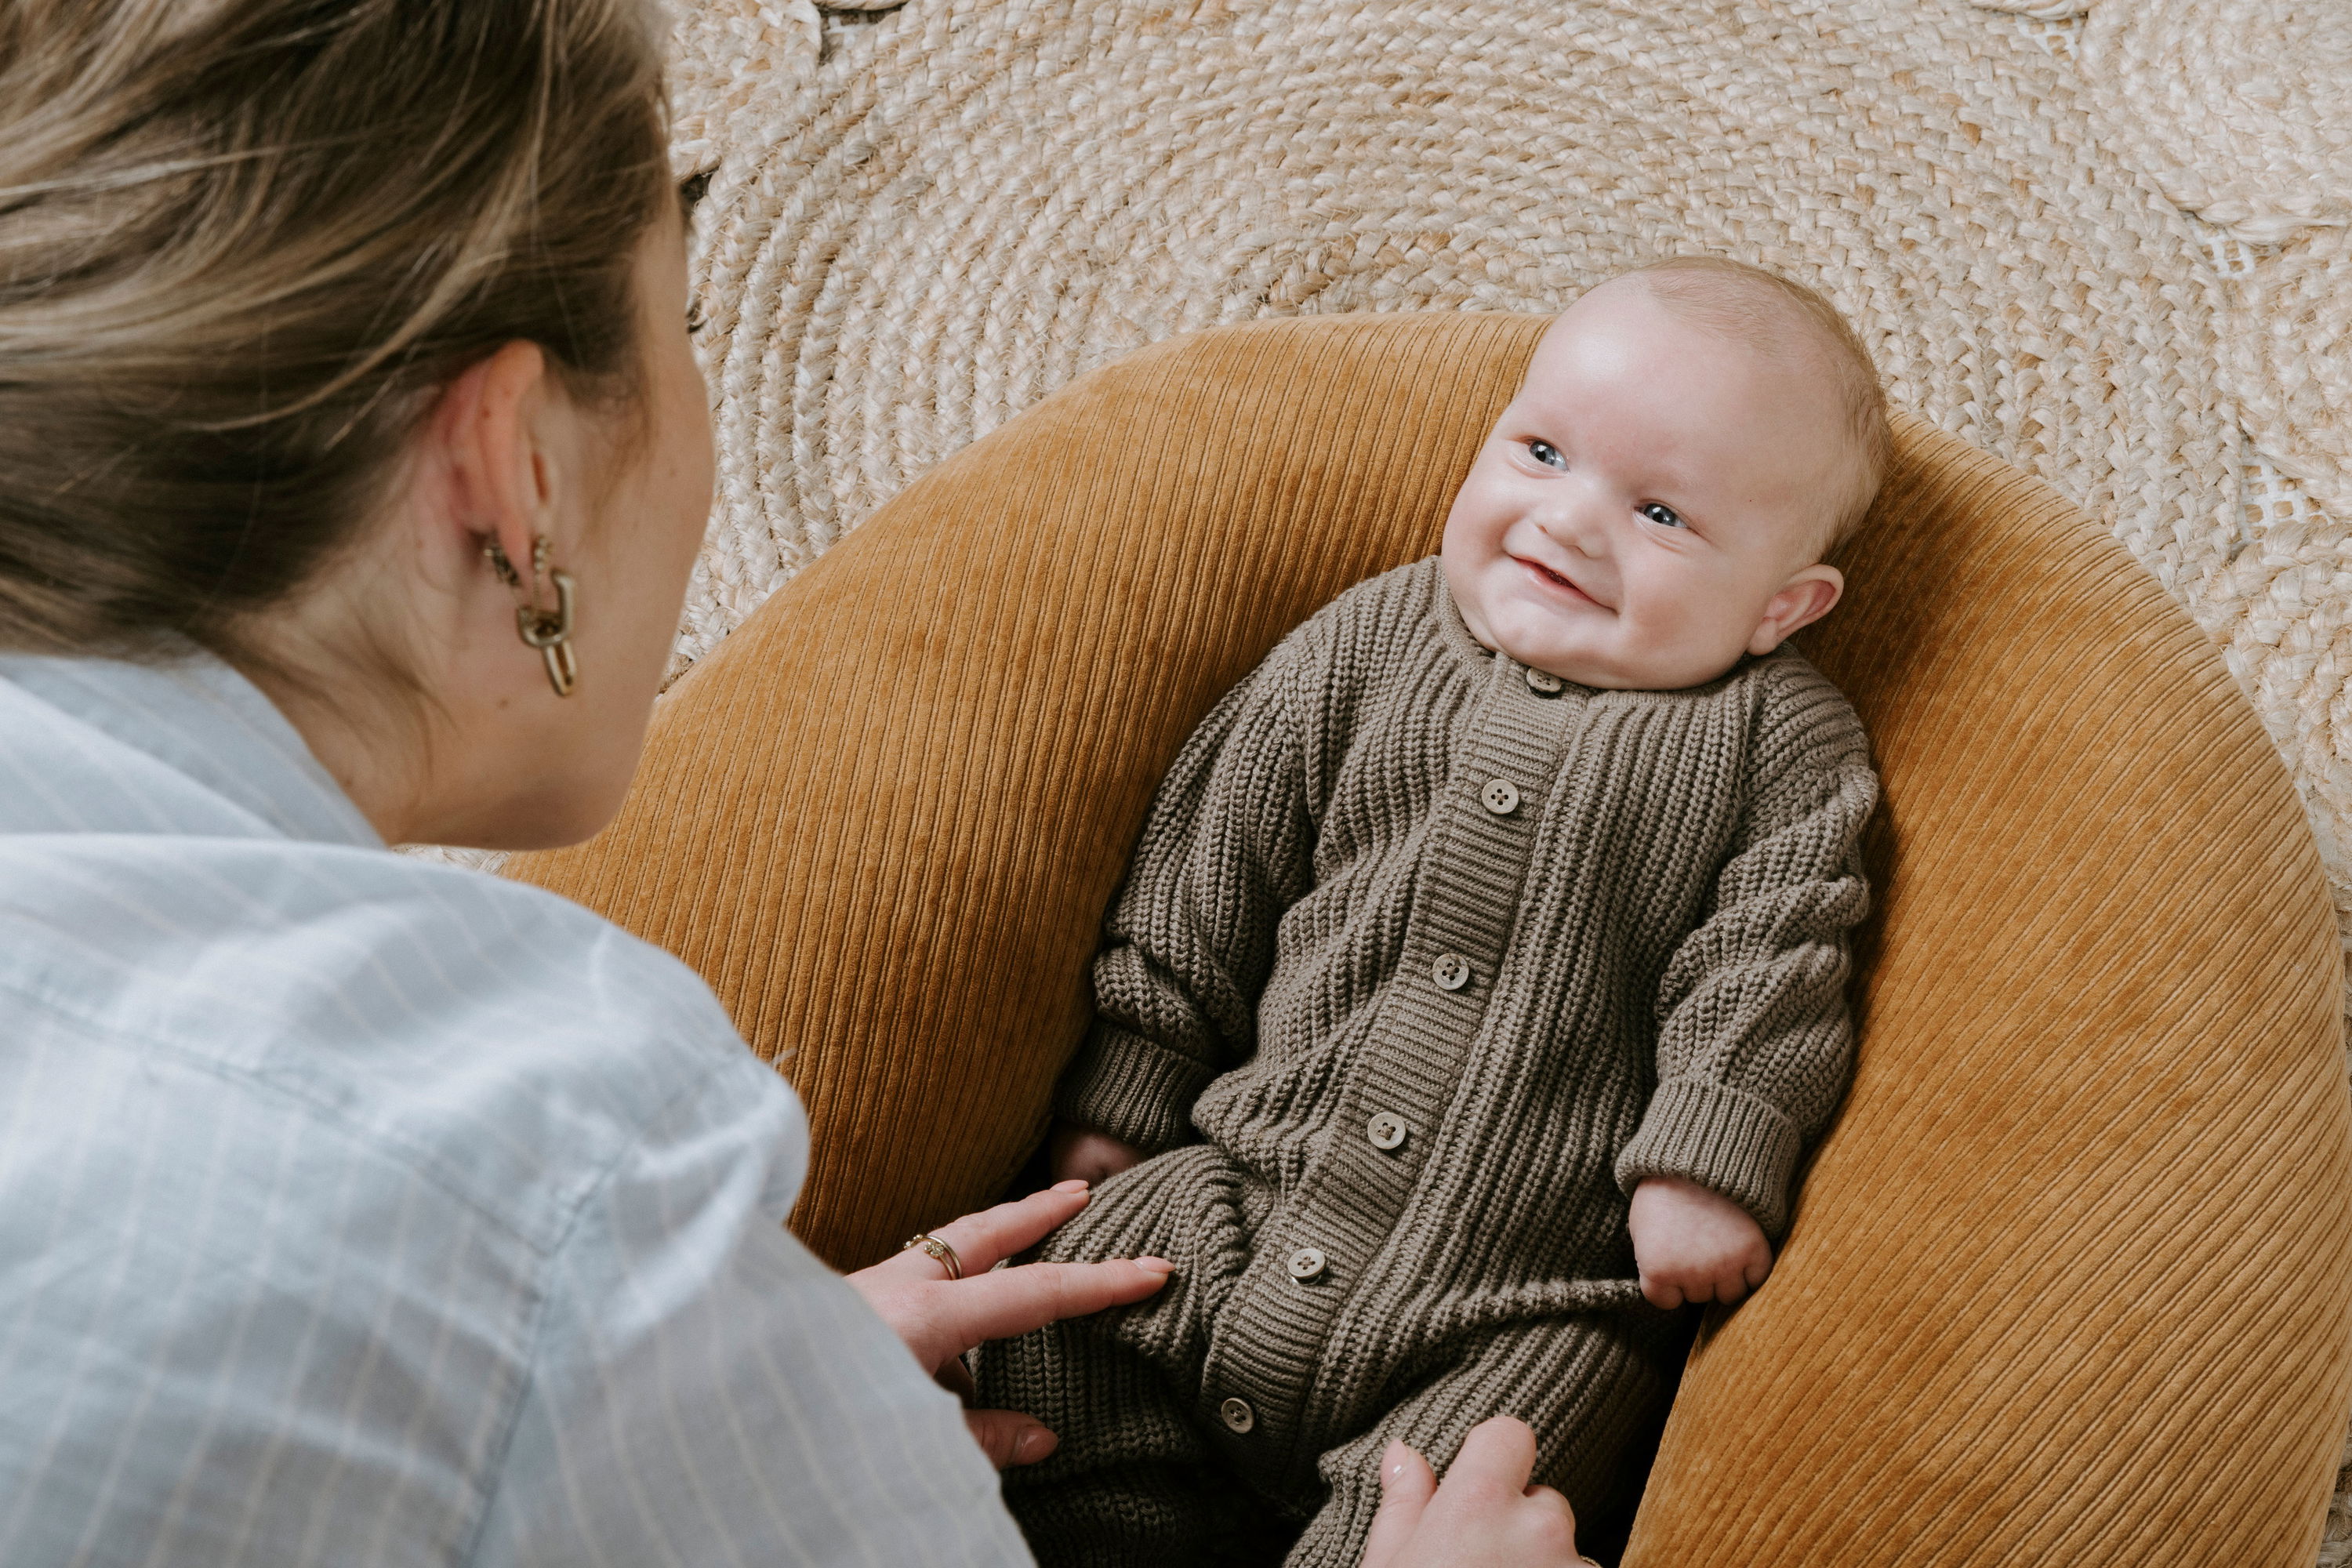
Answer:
[1442,283,1855,690]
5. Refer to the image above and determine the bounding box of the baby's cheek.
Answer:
[1438,534,1512,647]
[1642,567,1744,644]
[1437,514,1499,581]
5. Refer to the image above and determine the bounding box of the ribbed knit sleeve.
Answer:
[1613,662,1879,1240]
[1056,635,1321,1154]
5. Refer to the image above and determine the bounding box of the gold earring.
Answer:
[482,534,579,697]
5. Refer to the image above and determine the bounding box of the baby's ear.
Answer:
[1748,564,1844,655]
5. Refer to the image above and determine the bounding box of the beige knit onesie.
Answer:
[975,558,1878,1566]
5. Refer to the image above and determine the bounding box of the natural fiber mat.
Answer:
[2087,1,2348,246]
[670,0,2242,665]
[652,1,2352,1557]
[1976,0,2351,526]
[659,0,2352,906]
[2079,0,2352,617]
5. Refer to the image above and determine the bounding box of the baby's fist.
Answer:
[1049,1123,1144,1186]
[1628,1176,1773,1311]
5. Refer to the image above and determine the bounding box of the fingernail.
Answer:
[1051,1179,1090,1193]
[1134,1256,1177,1275]
[1014,1425,1057,1464]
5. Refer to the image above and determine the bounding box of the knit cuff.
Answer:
[1615,1079,1806,1240]
[1053,1022,1216,1156]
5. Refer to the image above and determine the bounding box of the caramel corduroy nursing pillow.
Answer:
[508,313,2352,1563]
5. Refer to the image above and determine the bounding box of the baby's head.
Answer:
[1442,258,1889,690]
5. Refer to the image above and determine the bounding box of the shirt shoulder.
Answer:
[1737,647,1871,764]
[1273,556,1471,713]
[1291,555,1454,648]
[0,832,793,1254]
[1714,649,1878,841]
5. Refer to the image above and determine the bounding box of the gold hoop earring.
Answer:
[483,534,579,697]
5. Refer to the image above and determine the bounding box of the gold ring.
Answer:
[902,1232,964,1281]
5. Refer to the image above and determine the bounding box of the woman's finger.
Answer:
[964,1408,1058,1469]
[1446,1415,1541,1501]
[889,1182,1095,1280]
[1359,1440,1437,1568]
[935,1355,977,1403]
[916,1257,1174,1362]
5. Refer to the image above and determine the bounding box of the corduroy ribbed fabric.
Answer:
[506,312,2352,1565]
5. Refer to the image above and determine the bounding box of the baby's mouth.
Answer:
[1513,554,1602,608]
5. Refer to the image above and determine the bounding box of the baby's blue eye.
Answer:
[1639,502,1685,529]
[1526,439,1566,471]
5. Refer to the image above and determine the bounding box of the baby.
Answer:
[975,258,1887,1566]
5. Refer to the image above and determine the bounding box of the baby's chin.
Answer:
[1454,571,1749,691]
[1485,620,1744,692]
[1464,600,1616,688]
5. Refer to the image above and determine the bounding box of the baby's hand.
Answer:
[1048,1123,1145,1185]
[1628,1176,1773,1311]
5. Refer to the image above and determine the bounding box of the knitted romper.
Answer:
[974,559,1878,1566]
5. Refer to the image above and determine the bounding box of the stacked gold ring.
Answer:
[901,1231,964,1281]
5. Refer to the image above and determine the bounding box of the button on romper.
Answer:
[975,558,1878,1567]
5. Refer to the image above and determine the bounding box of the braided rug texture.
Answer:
[653,2,2352,1555]
[1977,0,2351,523]
[2073,0,2352,738]
[670,0,2241,663]
[659,1,2352,921]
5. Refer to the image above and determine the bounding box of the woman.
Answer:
[0,2,1592,1563]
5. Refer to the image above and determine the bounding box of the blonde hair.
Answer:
[1618,256,1893,554]
[0,0,670,659]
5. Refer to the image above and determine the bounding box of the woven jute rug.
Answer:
[670,1,2241,671]
[662,0,2352,907]
[2002,0,2350,524]
[655,0,2352,1555]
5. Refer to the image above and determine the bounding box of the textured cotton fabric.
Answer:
[1071,557,1877,1232]
[979,557,1878,1565]
[0,652,1030,1568]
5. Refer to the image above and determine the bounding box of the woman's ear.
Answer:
[425,340,557,575]
[1748,563,1845,655]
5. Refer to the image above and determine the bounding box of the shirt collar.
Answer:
[0,645,383,849]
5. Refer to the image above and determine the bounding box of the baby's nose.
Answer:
[1534,493,1610,556]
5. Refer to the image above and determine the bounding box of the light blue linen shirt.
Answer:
[0,651,1033,1566]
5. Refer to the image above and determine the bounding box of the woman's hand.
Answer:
[845,1180,1173,1469]
[1360,1417,1595,1568]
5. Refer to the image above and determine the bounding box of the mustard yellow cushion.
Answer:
[509,312,2352,1563]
